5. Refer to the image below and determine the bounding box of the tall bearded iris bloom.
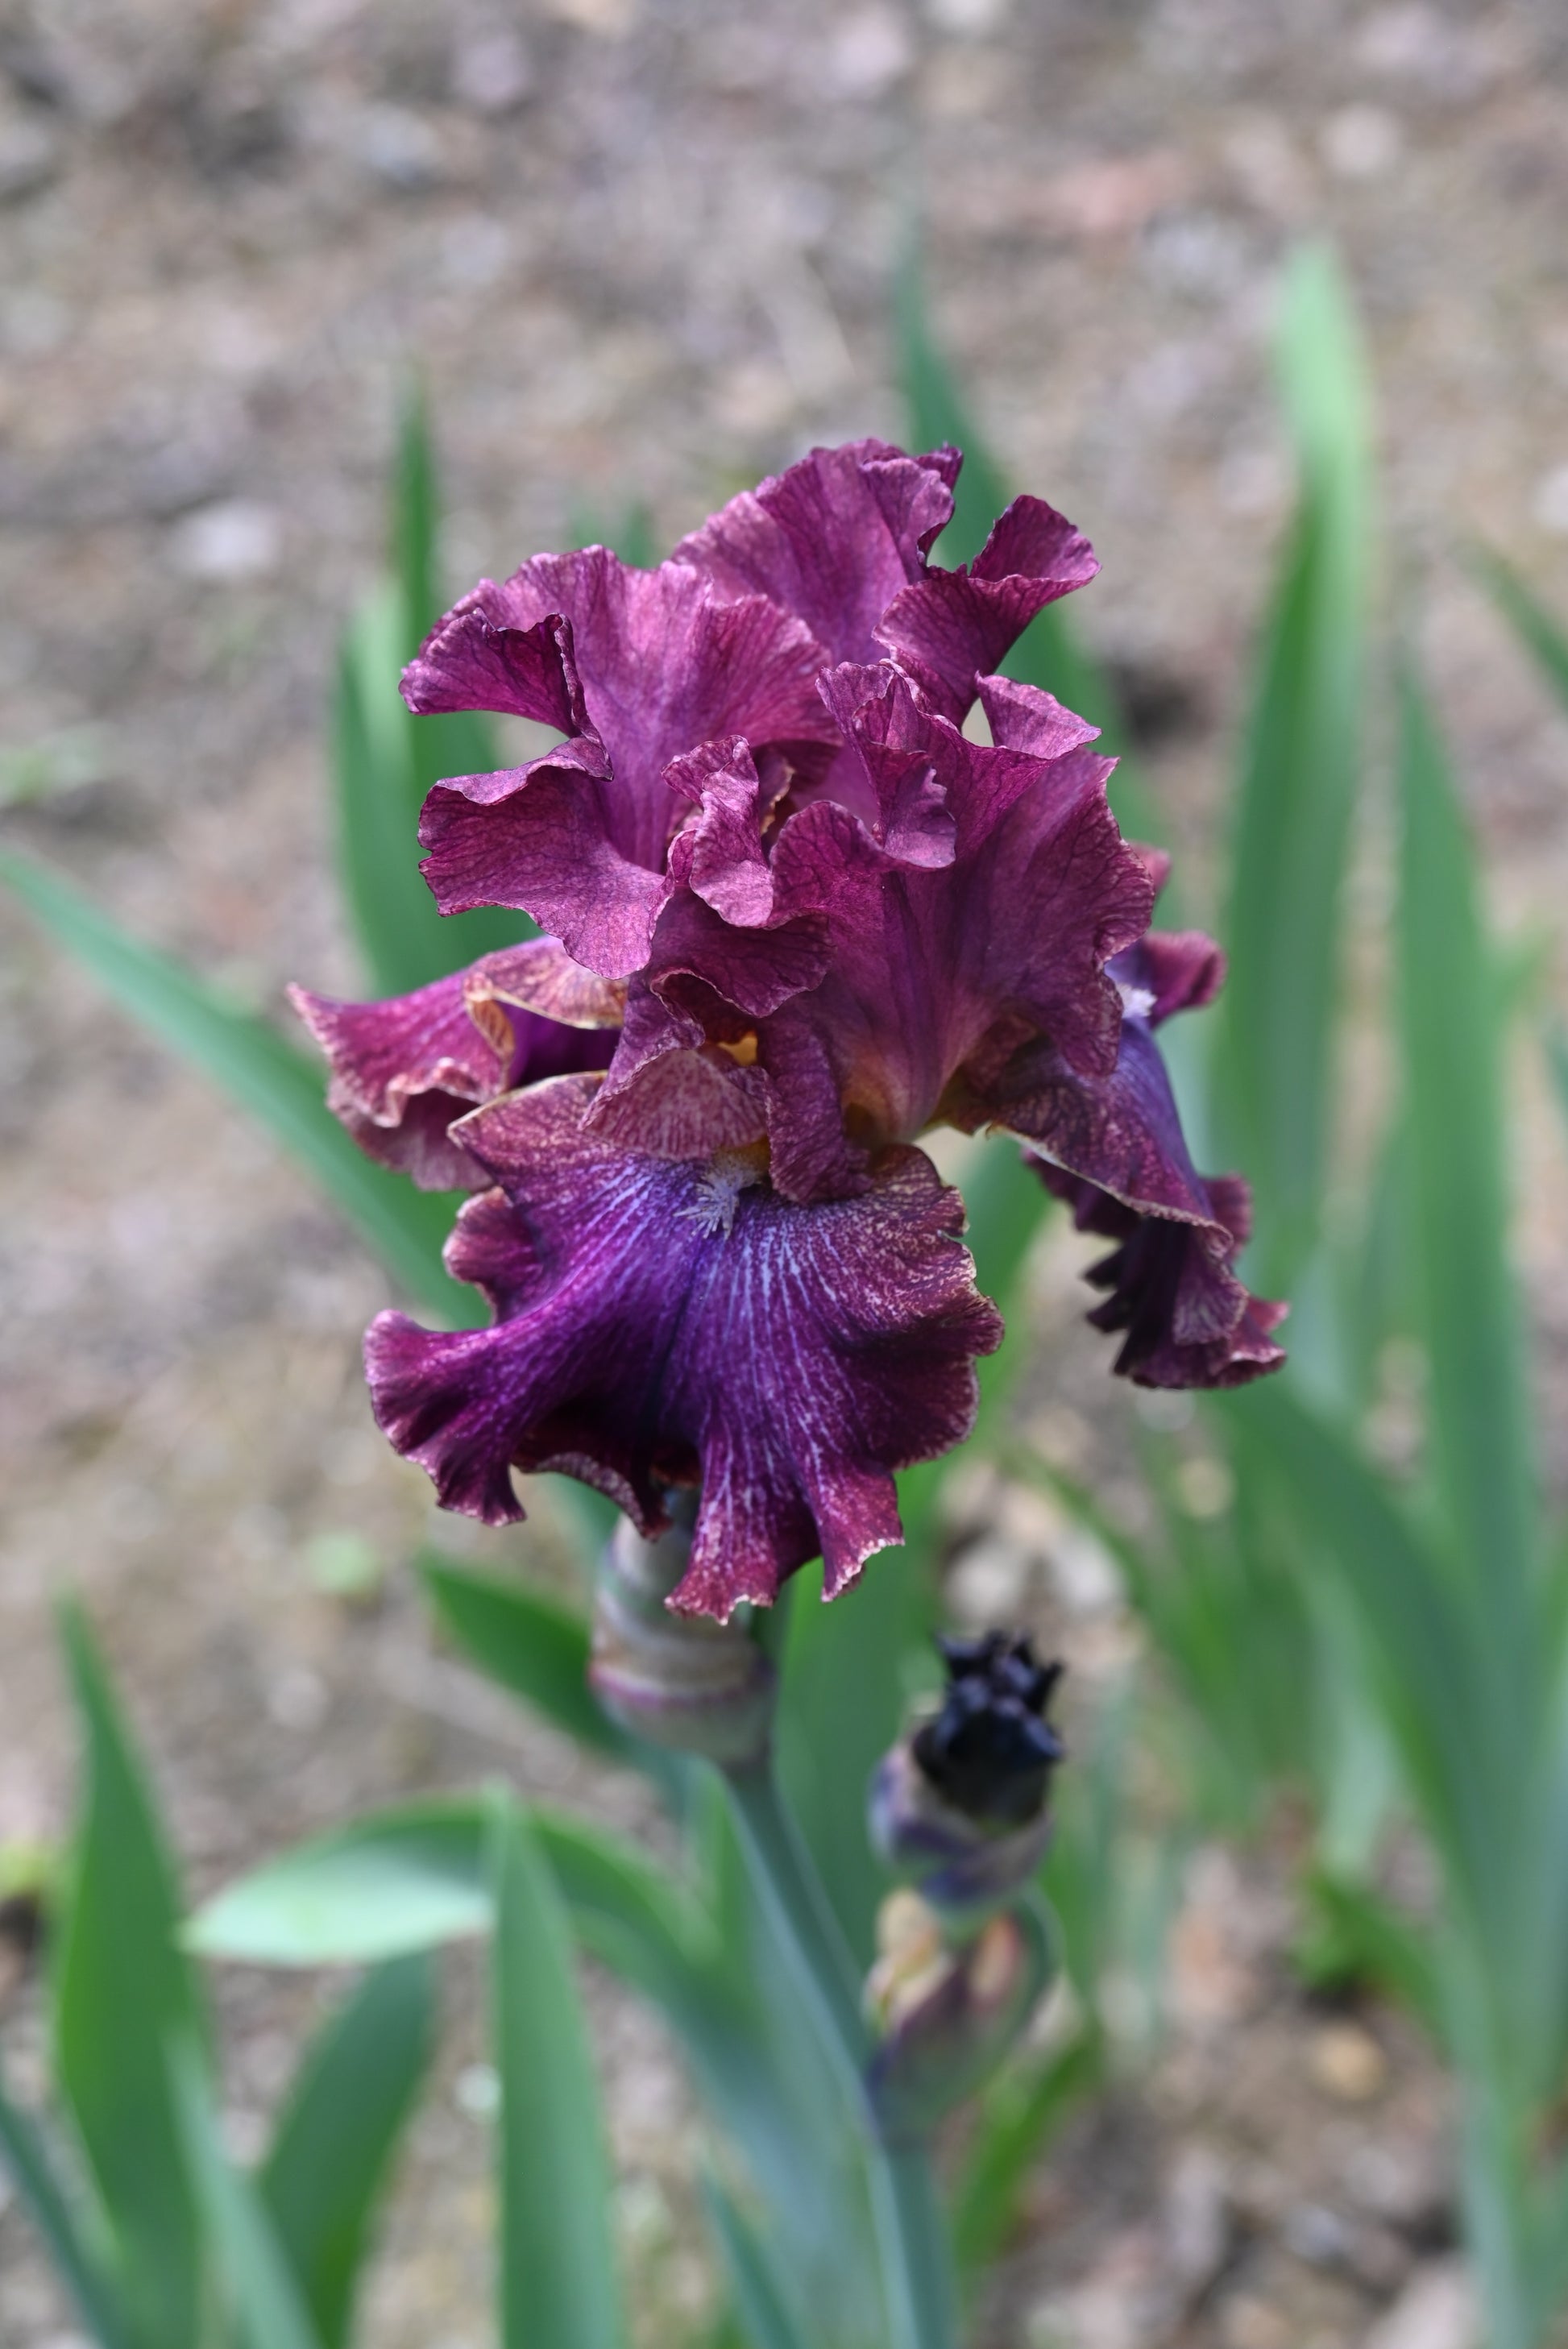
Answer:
[294,441,1283,1620]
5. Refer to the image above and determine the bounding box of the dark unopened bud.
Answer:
[869,1634,1064,1921]
[913,1634,1065,1826]
[589,1504,775,1769]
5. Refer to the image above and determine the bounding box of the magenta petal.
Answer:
[418,738,669,977]
[977,673,1100,762]
[663,737,778,926]
[877,496,1100,723]
[403,604,586,733]
[674,439,957,667]
[587,985,771,1158]
[364,1075,1002,1614]
[758,694,1150,1165]
[413,552,836,960]
[288,952,616,1191]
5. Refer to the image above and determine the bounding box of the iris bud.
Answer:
[865,1887,1053,2144]
[589,1502,776,1768]
[869,1633,1064,1923]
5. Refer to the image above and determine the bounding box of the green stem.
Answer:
[724,1766,957,2349]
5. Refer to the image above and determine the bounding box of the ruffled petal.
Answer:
[364,1074,1002,1616]
[288,944,618,1190]
[673,439,958,666]
[418,737,668,977]
[757,670,1151,1175]
[877,496,1100,723]
[995,1016,1285,1388]
[403,606,587,733]
[421,547,834,842]
[1039,1159,1287,1388]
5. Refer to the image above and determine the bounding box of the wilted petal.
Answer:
[288,945,617,1190]
[877,496,1099,723]
[364,1074,1002,1616]
[674,438,958,666]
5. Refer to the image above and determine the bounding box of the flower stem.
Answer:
[724,1765,957,2349]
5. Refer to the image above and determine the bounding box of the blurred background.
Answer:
[3,3,1568,2346]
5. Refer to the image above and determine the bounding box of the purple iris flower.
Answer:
[294,441,1283,1618]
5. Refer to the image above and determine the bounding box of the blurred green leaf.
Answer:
[336,392,536,998]
[53,1604,205,2349]
[952,2027,1102,2281]
[1295,1871,1442,2037]
[1396,664,1536,1620]
[334,585,531,1001]
[1222,1383,1500,1933]
[168,2037,326,2349]
[0,2063,131,2349]
[259,1955,435,2349]
[1549,1025,1568,1143]
[490,1796,629,2349]
[419,1558,628,1761]
[187,1797,716,2023]
[570,501,659,569]
[1474,544,1568,716]
[777,1558,926,1969]
[700,2172,814,2349]
[188,1799,492,1966]
[392,380,441,658]
[0,849,471,1323]
[1210,243,1373,1294]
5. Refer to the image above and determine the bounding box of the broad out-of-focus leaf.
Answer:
[777,1556,927,1969]
[168,2038,325,2349]
[1396,666,1536,1630]
[1210,243,1372,1295]
[187,1796,716,2023]
[490,1797,629,2349]
[0,2065,131,2349]
[1221,1382,1501,1933]
[420,1558,628,1760]
[259,1955,435,2349]
[53,1605,205,2349]
[188,1799,491,1966]
[0,849,471,1324]
[700,2172,815,2349]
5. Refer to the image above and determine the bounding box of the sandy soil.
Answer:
[3,2,1567,2343]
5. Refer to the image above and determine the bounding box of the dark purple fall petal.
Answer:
[288,943,620,1190]
[1004,1014,1285,1388]
[364,1074,1002,1615]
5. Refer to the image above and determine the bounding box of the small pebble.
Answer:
[1364,2257,1478,2349]
[1309,2020,1388,2102]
